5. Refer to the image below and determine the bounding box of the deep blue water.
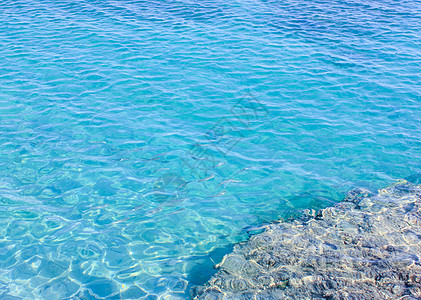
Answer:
[0,0,420,298]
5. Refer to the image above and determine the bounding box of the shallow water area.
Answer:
[194,182,421,299]
[0,0,420,298]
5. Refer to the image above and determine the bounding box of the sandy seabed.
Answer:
[193,181,421,299]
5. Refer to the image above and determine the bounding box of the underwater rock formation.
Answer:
[193,182,421,299]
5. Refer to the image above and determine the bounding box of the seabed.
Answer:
[193,181,421,299]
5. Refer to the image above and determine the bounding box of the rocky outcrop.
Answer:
[193,182,421,299]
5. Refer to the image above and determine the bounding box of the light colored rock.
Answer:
[193,182,421,299]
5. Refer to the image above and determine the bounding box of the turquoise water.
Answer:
[0,0,420,298]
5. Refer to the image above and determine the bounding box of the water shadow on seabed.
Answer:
[186,245,235,297]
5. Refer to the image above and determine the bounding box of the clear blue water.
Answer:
[0,0,420,298]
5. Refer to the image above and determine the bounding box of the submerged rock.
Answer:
[193,182,421,299]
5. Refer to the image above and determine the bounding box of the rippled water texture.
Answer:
[1,0,420,298]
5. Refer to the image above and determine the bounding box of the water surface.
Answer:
[0,0,420,298]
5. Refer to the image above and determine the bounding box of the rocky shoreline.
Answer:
[192,181,421,299]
